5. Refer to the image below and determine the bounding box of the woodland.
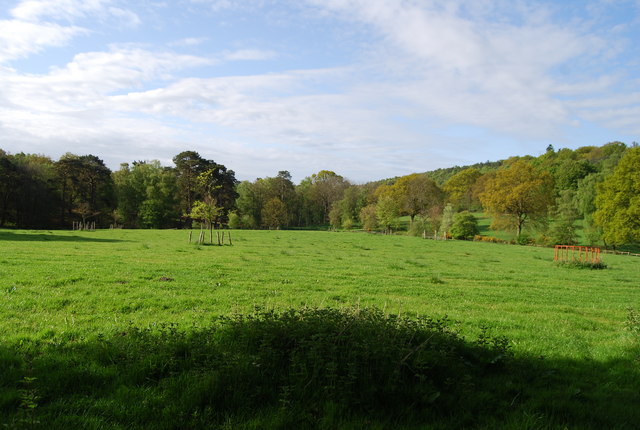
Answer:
[0,141,639,246]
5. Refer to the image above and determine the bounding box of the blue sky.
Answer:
[1,0,639,183]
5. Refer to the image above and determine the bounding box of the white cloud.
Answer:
[107,6,141,27]
[104,69,385,143]
[97,66,436,180]
[305,0,610,140]
[1,0,141,63]
[0,45,215,160]
[190,0,266,12]
[199,0,233,12]
[0,19,84,62]
[1,46,213,114]
[11,0,107,21]
[170,37,209,47]
[572,91,640,134]
[224,49,277,61]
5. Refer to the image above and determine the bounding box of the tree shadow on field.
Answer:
[488,352,640,429]
[0,309,639,429]
[0,231,128,243]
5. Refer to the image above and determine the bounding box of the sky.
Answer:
[0,0,639,183]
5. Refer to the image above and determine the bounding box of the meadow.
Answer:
[1,228,639,428]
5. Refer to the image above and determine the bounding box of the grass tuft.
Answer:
[555,260,608,270]
[430,274,445,284]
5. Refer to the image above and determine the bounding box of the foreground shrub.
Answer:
[211,307,510,417]
[0,307,515,428]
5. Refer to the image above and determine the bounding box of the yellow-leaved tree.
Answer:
[390,173,444,226]
[443,168,482,211]
[480,160,554,237]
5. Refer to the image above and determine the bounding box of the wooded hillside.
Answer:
[1,141,638,246]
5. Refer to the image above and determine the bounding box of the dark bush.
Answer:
[450,211,479,240]
[516,233,535,245]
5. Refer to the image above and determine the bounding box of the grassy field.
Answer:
[1,228,639,428]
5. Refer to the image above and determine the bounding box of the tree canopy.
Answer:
[389,173,443,224]
[480,160,554,237]
[594,147,640,245]
[443,168,482,211]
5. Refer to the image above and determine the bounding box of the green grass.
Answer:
[1,228,639,428]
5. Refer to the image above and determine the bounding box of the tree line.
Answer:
[1,142,638,245]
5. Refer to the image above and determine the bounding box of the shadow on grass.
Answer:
[0,307,638,429]
[0,231,128,243]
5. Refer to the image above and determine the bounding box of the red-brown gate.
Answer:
[554,245,601,264]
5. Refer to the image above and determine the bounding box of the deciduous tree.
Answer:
[197,165,238,216]
[262,197,289,229]
[307,170,349,223]
[390,173,443,225]
[553,159,597,192]
[443,168,482,210]
[190,196,222,243]
[359,204,377,231]
[57,153,114,226]
[329,185,368,229]
[594,147,640,245]
[439,203,454,239]
[480,160,554,237]
[0,153,19,226]
[113,161,179,228]
[173,151,237,226]
[548,190,579,245]
[376,194,399,234]
[235,171,297,228]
